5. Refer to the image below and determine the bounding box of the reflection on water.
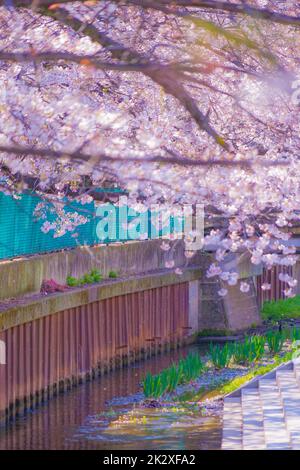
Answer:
[0,344,222,450]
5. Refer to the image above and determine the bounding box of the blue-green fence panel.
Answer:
[0,192,97,259]
[0,192,184,260]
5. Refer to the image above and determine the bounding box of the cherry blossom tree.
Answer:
[1,0,300,295]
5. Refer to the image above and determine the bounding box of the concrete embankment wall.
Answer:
[0,268,200,423]
[0,239,202,301]
[1,240,292,423]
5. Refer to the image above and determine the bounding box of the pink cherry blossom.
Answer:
[218,288,228,297]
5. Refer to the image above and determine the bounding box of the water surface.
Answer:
[0,344,222,450]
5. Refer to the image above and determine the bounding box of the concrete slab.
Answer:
[222,360,300,450]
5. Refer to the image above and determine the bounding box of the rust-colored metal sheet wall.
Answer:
[0,282,189,422]
[256,265,293,308]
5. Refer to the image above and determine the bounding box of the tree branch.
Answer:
[0,144,289,167]
[41,7,230,150]
[0,50,160,72]
[5,0,300,27]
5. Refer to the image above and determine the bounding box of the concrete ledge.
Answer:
[220,252,263,279]
[0,239,204,301]
[0,267,201,331]
[198,335,244,343]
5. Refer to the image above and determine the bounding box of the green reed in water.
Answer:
[266,330,285,354]
[208,343,233,369]
[284,327,300,342]
[143,328,296,399]
[142,352,204,399]
[232,335,265,365]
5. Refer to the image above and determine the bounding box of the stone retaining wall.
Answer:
[0,239,202,301]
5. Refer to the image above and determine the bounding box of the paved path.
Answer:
[222,359,300,450]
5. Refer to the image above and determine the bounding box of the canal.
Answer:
[0,344,222,450]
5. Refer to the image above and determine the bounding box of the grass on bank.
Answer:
[200,351,293,401]
[261,295,300,321]
[143,328,300,401]
[176,350,294,403]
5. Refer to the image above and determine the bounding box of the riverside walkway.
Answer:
[222,358,300,450]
